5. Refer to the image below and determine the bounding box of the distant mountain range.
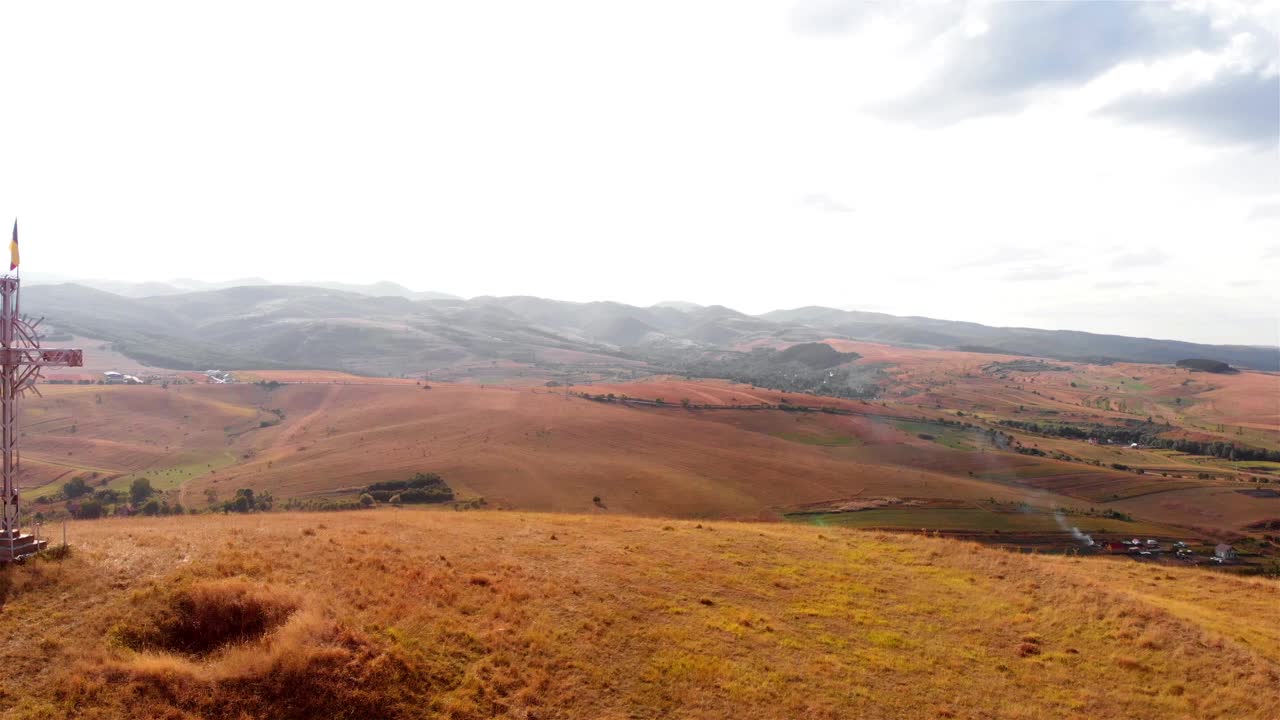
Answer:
[22,274,459,301]
[22,282,1279,375]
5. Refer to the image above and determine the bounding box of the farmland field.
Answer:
[789,507,1186,537]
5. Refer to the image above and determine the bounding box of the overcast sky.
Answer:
[1,1,1277,345]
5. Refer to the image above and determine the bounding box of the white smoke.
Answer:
[1053,509,1093,546]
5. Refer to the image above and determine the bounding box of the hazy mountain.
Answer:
[292,280,458,300]
[26,276,457,301]
[20,284,1279,375]
[168,277,273,293]
[764,307,1279,370]
[651,300,703,311]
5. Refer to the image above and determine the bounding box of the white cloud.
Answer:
[0,0,1274,345]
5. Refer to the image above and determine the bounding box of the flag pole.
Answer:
[13,219,18,315]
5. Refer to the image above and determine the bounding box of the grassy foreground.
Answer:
[1,510,1277,719]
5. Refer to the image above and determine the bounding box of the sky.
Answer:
[1,1,1277,346]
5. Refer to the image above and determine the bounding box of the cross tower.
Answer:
[0,276,83,561]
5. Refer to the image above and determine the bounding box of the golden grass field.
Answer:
[0,509,1277,719]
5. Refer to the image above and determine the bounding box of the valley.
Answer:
[21,341,1280,569]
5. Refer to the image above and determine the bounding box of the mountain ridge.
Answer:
[22,282,1279,374]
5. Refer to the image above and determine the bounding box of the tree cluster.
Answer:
[221,487,274,513]
[364,472,454,504]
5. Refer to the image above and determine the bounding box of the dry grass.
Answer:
[0,510,1276,719]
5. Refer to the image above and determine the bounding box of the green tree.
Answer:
[130,478,154,505]
[62,476,92,499]
[75,499,104,520]
[226,488,256,513]
[359,493,375,507]
[94,488,121,504]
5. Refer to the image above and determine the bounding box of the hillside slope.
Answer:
[0,511,1276,719]
[19,382,1149,521]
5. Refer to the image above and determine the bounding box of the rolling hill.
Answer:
[23,382,1061,519]
[20,361,1280,539]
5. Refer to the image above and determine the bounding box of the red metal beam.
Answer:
[0,348,83,366]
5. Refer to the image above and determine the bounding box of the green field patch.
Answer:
[1234,461,1280,473]
[108,451,240,493]
[26,450,240,503]
[891,420,976,451]
[787,507,1177,536]
[1154,395,1198,410]
[27,470,117,500]
[775,432,860,447]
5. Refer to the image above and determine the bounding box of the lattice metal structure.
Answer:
[1,276,82,561]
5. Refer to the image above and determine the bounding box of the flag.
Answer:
[9,220,17,271]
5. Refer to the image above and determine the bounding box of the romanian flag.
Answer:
[9,220,17,271]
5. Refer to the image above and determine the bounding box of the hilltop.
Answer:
[0,510,1276,719]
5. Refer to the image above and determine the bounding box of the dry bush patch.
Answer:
[114,578,298,655]
[82,610,432,720]
[57,579,441,720]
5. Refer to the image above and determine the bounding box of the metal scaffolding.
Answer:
[1,276,82,562]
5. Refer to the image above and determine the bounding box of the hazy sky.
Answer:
[1,1,1277,345]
